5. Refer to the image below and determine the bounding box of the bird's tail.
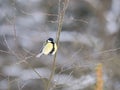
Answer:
[36,53,43,58]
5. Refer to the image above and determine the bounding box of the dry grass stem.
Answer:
[95,63,104,90]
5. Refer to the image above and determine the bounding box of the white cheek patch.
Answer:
[47,40,52,42]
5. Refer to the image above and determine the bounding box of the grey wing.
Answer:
[36,42,46,58]
[39,41,47,53]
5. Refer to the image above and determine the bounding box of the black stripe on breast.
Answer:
[49,42,55,54]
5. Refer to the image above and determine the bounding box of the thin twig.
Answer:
[23,61,47,88]
[3,35,21,60]
[0,50,11,54]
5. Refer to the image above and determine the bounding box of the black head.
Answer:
[47,38,54,42]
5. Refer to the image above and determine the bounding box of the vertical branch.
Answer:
[13,17,17,41]
[45,0,69,90]
[95,63,104,90]
[56,0,68,44]
[7,76,10,90]
[11,0,17,41]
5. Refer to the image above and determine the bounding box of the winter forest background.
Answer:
[0,0,120,90]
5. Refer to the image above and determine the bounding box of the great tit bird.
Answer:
[36,38,57,58]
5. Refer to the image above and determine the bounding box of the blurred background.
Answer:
[0,0,120,90]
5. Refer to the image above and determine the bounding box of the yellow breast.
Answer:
[42,42,53,55]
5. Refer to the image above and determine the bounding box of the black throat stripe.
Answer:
[49,42,55,54]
